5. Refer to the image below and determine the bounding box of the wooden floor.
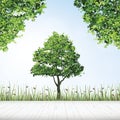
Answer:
[0,101,120,120]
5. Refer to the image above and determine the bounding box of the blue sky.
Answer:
[0,0,120,90]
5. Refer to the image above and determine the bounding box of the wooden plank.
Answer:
[0,101,120,120]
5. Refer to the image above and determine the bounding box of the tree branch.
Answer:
[60,76,66,84]
[57,75,60,84]
[53,76,58,86]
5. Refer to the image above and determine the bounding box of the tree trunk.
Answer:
[57,84,61,100]
[56,76,61,100]
[53,76,62,100]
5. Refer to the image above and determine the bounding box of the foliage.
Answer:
[0,85,120,101]
[31,32,84,78]
[0,0,46,51]
[74,0,120,49]
[31,32,84,99]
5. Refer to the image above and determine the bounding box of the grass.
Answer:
[0,85,120,101]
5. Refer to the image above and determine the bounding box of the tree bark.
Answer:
[57,84,61,100]
[56,76,61,100]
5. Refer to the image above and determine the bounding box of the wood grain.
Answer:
[0,101,120,120]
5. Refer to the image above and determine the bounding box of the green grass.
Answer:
[0,85,120,101]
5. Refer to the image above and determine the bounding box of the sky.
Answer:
[0,0,120,90]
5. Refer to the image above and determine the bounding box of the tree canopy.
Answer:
[31,32,84,78]
[74,0,120,49]
[31,32,84,99]
[0,0,46,51]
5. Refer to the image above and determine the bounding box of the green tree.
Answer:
[31,32,84,99]
[74,0,120,49]
[0,0,46,51]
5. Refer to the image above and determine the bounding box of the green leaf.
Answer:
[0,0,46,51]
[74,0,120,49]
[31,32,84,79]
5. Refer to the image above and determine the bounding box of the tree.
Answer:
[31,32,84,99]
[74,0,120,49]
[0,0,46,51]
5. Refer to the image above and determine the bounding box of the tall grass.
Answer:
[0,85,120,101]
